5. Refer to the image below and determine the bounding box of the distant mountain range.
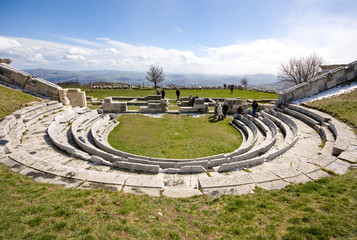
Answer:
[24,68,285,89]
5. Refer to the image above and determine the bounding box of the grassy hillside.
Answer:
[0,87,356,239]
[0,85,40,119]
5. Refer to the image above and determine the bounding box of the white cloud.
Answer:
[1,9,357,75]
[97,37,110,41]
[59,35,104,47]
[25,53,46,63]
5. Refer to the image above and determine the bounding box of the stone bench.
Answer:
[285,104,351,157]
[287,104,330,123]
[228,116,278,164]
[8,149,127,184]
[262,110,299,161]
[229,119,255,155]
[47,108,91,161]
[71,111,126,164]
[282,107,321,131]
[22,102,63,126]
[328,119,351,156]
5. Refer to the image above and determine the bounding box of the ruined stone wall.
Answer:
[0,60,86,108]
[276,60,357,106]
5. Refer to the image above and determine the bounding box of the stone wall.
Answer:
[276,60,357,106]
[102,97,127,112]
[0,60,86,108]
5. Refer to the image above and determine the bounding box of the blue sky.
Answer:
[1,0,356,75]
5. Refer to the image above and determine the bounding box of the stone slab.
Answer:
[162,187,202,198]
[28,149,65,160]
[79,181,122,191]
[162,174,199,188]
[86,171,127,185]
[17,167,56,182]
[202,184,255,197]
[123,186,162,196]
[324,161,349,175]
[338,151,357,163]
[308,153,337,167]
[305,169,330,180]
[285,174,311,184]
[47,176,82,188]
[294,162,320,174]
[199,172,254,188]
[125,175,164,188]
[0,156,19,167]
[270,167,300,178]
[249,171,280,183]
[256,179,290,190]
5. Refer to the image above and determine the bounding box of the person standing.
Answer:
[252,100,259,117]
[233,105,244,119]
[217,103,223,120]
[90,83,93,93]
[176,88,180,100]
[188,95,193,106]
[214,100,219,119]
[230,85,234,94]
[161,88,166,99]
[191,96,196,106]
[222,101,228,119]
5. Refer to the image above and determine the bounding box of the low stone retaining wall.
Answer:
[0,60,86,108]
[276,60,357,106]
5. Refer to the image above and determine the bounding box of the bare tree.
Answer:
[241,77,248,89]
[145,64,165,89]
[278,53,323,85]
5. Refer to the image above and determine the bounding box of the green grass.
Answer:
[0,85,357,239]
[0,162,356,239]
[108,114,242,159]
[74,85,278,101]
[0,85,40,119]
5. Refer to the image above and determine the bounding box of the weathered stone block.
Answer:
[146,95,161,101]
[65,88,86,107]
[11,71,31,87]
[0,74,14,84]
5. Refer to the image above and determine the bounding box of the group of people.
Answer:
[214,100,259,120]
[214,101,229,120]
[188,94,199,107]
[156,88,181,100]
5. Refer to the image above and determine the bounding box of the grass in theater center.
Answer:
[108,114,242,159]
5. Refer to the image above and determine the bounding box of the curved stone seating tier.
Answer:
[47,108,91,161]
[282,104,352,158]
[90,112,279,172]
[261,110,299,161]
[216,109,299,172]
[90,113,253,171]
[0,101,63,153]
[228,117,278,164]
[1,102,355,197]
[70,111,127,163]
[229,119,255,155]
[74,110,293,173]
